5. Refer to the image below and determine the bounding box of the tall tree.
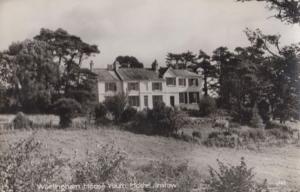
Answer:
[238,0,300,24]
[34,28,100,111]
[34,28,100,97]
[166,51,196,69]
[0,39,58,112]
[191,50,217,96]
[115,56,144,68]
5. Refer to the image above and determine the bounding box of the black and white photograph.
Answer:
[0,0,299,191]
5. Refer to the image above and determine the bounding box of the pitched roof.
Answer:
[116,68,162,81]
[171,69,200,77]
[162,67,201,78]
[93,68,120,81]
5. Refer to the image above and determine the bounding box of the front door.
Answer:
[170,96,175,107]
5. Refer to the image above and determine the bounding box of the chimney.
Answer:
[113,61,120,70]
[89,60,94,71]
[107,64,113,71]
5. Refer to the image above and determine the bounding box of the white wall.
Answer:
[97,81,123,103]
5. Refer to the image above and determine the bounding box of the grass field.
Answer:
[1,126,300,191]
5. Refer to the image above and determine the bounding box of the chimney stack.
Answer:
[89,60,94,71]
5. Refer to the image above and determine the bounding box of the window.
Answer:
[166,78,176,86]
[178,78,186,86]
[153,95,163,106]
[128,82,139,91]
[128,96,140,107]
[179,92,188,104]
[189,92,199,103]
[144,96,148,107]
[152,82,162,91]
[105,82,117,92]
[188,78,199,86]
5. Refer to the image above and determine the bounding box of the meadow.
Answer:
[1,114,300,191]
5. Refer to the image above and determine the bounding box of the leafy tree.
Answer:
[115,55,144,68]
[104,94,128,122]
[34,28,100,105]
[192,50,217,96]
[166,51,196,69]
[52,98,81,128]
[237,0,300,24]
[212,47,238,109]
[0,39,58,113]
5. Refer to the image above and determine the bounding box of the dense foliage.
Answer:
[52,98,81,128]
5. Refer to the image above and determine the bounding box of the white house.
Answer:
[93,64,203,110]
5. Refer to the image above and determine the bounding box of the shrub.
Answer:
[204,158,269,192]
[128,103,188,136]
[135,160,201,192]
[71,144,131,192]
[0,136,66,192]
[94,103,108,124]
[12,112,33,129]
[266,128,291,140]
[120,106,137,123]
[265,121,290,131]
[52,98,82,128]
[104,94,127,122]
[198,96,216,117]
[205,131,238,148]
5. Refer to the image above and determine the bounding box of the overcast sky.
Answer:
[0,0,299,68]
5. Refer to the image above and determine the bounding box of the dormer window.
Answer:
[166,78,176,86]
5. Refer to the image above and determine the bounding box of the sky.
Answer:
[0,0,299,68]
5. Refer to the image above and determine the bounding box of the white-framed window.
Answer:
[128,82,139,91]
[128,96,140,106]
[188,78,199,86]
[105,82,117,92]
[178,78,186,86]
[166,78,176,86]
[179,92,187,104]
[144,95,148,107]
[152,82,162,91]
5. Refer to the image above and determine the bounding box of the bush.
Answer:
[266,128,291,140]
[52,98,81,128]
[132,102,188,136]
[205,131,238,148]
[104,94,127,122]
[204,158,269,192]
[135,160,201,192]
[265,121,290,131]
[71,144,131,192]
[120,106,137,123]
[94,103,108,124]
[198,96,216,117]
[12,112,33,129]
[0,136,66,192]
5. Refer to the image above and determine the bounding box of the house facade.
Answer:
[93,64,203,110]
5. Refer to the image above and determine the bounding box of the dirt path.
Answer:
[1,128,300,190]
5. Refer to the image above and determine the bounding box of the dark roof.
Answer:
[171,69,200,77]
[160,67,200,78]
[116,68,162,81]
[93,68,120,81]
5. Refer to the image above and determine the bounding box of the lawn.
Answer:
[1,126,300,191]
